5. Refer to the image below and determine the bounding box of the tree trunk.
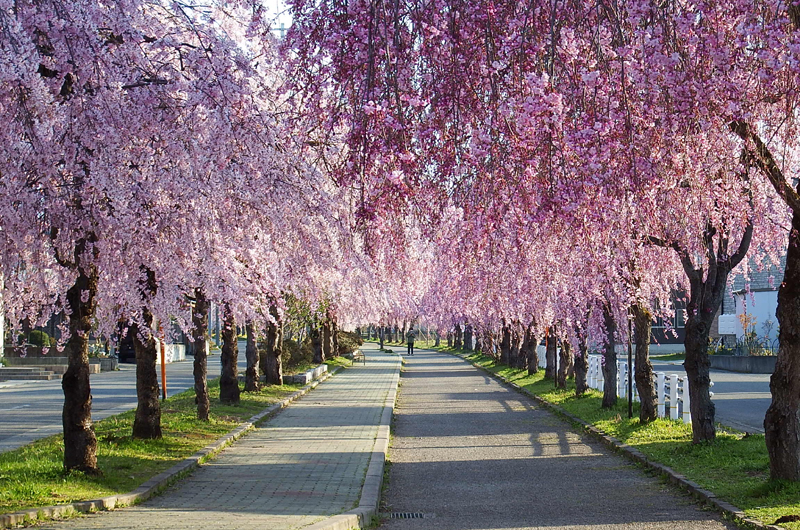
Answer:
[519,325,531,372]
[602,305,618,408]
[557,340,571,389]
[684,311,715,441]
[526,323,539,375]
[244,320,260,392]
[480,329,490,358]
[131,312,162,439]
[131,267,162,440]
[765,209,800,480]
[62,263,100,474]
[219,304,240,404]
[464,324,474,350]
[263,304,283,385]
[322,315,333,360]
[510,322,522,368]
[632,303,657,423]
[192,289,210,421]
[574,329,589,396]
[433,330,440,347]
[332,316,339,357]
[500,321,511,365]
[545,329,557,380]
[454,324,463,349]
[447,331,453,348]
[312,324,324,364]
[379,325,385,349]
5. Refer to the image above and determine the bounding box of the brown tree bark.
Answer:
[557,340,571,389]
[510,322,522,369]
[332,315,339,357]
[632,303,657,423]
[454,323,463,349]
[433,329,440,347]
[219,304,240,404]
[526,322,539,375]
[500,320,511,365]
[263,303,283,385]
[62,259,100,474]
[464,324,474,350]
[312,324,324,364]
[574,326,589,396]
[733,122,800,478]
[545,328,557,380]
[654,220,752,443]
[765,210,800,480]
[244,320,260,392]
[322,318,332,359]
[602,305,618,408]
[132,268,161,440]
[192,289,210,421]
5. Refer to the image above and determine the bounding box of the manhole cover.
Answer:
[387,513,431,519]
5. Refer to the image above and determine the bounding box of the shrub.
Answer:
[337,330,363,356]
[282,338,313,369]
[27,330,51,348]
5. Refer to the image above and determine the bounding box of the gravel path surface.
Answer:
[381,348,736,530]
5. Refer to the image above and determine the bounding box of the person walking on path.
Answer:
[406,327,416,355]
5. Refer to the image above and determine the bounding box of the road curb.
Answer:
[0,366,343,529]
[451,351,782,530]
[301,351,401,530]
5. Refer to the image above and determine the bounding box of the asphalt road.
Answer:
[650,358,771,434]
[0,346,248,453]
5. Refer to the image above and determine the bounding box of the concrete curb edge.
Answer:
[301,351,402,530]
[450,351,783,530]
[0,366,344,529]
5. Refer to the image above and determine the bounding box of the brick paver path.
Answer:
[39,343,400,530]
[382,348,737,530]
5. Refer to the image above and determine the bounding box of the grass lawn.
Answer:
[0,357,351,515]
[415,343,799,529]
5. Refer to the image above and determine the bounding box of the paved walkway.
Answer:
[38,343,400,530]
[382,348,737,530]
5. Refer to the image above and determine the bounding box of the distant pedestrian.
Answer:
[407,327,416,355]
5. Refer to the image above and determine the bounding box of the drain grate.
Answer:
[388,512,429,519]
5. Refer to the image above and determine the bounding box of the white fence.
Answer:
[534,346,703,424]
